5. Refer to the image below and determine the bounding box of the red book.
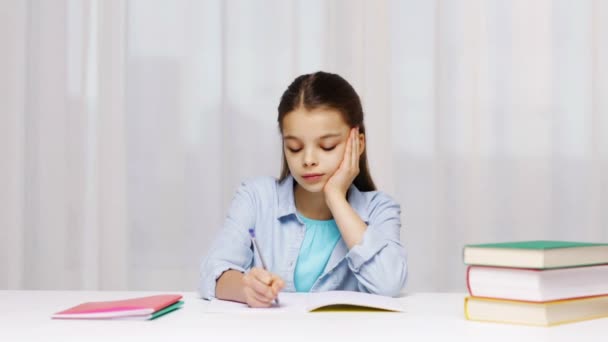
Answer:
[52,294,183,319]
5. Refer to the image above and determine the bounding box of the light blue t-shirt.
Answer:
[294,214,341,292]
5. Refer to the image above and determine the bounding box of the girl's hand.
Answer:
[242,267,285,308]
[323,127,361,200]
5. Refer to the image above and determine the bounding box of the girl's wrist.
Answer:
[324,189,347,208]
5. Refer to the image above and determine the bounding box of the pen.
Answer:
[248,228,280,306]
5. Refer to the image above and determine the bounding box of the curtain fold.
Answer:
[1,0,606,291]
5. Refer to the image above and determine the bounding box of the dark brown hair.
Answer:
[277,71,376,191]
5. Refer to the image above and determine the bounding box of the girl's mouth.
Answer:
[302,173,324,182]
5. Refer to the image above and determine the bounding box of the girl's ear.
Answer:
[358,133,365,157]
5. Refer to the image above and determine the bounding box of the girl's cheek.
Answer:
[327,153,343,170]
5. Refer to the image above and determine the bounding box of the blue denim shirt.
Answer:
[198,175,408,299]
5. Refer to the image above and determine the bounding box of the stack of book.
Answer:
[52,294,183,320]
[462,240,608,326]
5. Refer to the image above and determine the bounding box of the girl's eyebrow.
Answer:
[283,133,342,141]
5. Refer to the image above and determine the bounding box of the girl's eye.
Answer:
[287,147,302,153]
[322,146,336,151]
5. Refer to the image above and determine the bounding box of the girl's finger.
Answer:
[253,289,273,305]
[343,128,353,167]
[246,269,275,300]
[355,128,361,167]
[249,276,275,300]
[351,128,358,170]
[270,276,285,294]
[250,267,272,285]
[245,287,273,307]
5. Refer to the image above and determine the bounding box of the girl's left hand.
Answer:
[323,127,361,200]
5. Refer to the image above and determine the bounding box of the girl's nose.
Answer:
[303,150,318,167]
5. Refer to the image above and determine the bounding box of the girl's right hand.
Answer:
[242,267,285,308]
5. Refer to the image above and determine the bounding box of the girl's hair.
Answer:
[277,71,376,191]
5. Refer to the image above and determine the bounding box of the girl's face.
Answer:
[281,107,351,193]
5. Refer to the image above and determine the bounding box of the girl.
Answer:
[199,71,407,307]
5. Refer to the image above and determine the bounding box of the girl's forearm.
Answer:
[326,192,367,249]
[215,269,247,303]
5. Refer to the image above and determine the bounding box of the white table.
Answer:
[0,291,605,341]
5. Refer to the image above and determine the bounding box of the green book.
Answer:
[115,301,184,321]
[148,301,184,320]
[463,240,608,269]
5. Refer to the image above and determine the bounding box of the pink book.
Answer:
[52,294,182,319]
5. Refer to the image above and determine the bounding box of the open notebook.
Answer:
[207,291,405,313]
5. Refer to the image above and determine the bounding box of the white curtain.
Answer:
[1,0,607,292]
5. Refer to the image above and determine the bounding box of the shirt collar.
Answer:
[276,174,370,222]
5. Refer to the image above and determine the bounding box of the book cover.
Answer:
[463,240,608,269]
[464,295,608,326]
[52,294,183,319]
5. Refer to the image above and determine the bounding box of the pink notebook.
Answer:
[52,294,183,319]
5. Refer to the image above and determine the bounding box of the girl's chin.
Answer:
[296,181,325,193]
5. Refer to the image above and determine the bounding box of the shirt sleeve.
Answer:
[197,180,257,300]
[344,193,408,297]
